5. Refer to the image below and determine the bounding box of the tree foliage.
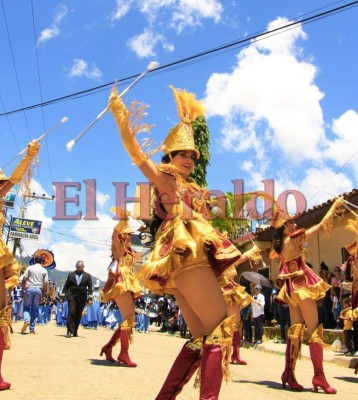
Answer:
[190,116,210,187]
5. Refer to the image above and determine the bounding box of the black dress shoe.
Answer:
[66,330,72,338]
[73,332,78,337]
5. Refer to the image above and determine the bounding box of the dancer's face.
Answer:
[171,150,196,177]
[284,220,296,234]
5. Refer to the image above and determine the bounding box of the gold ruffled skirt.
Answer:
[218,276,254,309]
[101,266,142,303]
[138,214,242,294]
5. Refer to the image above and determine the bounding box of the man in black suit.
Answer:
[61,260,93,337]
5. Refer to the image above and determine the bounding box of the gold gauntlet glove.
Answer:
[108,87,147,167]
[244,244,262,264]
[320,197,345,233]
[9,140,39,184]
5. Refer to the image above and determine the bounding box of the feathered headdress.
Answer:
[162,86,205,159]
[110,207,134,234]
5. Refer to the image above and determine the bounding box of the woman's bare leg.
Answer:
[289,304,304,325]
[113,291,135,321]
[173,266,227,338]
[297,299,319,336]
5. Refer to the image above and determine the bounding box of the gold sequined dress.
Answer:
[100,248,142,302]
[275,228,330,306]
[139,164,242,294]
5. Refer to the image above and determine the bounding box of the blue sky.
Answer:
[1,1,357,279]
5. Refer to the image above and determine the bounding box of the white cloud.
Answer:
[37,4,68,46]
[110,0,133,21]
[171,0,223,33]
[110,0,223,55]
[203,17,325,164]
[324,110,358,181]
[128,29,174,58]
[67,58,103,81]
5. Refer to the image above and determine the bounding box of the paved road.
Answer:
[4,321,357,400]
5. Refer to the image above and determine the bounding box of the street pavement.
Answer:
[3,320,357,400]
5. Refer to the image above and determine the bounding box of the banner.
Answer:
[9,217,42,240]
[2,184,19,208]
[29,249,56,270]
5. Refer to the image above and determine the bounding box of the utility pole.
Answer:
[12,192,55,257]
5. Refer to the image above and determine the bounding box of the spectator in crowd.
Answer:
[331,267,342,328]
[251,285,265,344]
[242,304,253,343]
[21,255,49,334]
[320,262,336,329]
[338,297,354,355]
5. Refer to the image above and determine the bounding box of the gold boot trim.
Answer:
[186,337,203,352]
[121,315,135,343]
[287,323,304,363]
[309,324,330,349]
[205,315,236,384]
[0,305,12,349]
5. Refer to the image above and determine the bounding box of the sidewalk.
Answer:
[241,339,358,370]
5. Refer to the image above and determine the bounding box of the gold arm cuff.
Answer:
[108,88,147,167]
[9,140,39,184]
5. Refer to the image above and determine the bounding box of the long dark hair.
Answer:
[273,226,285,254]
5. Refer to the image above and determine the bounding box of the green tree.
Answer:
[211,192,251,241]
[190,116,210,187]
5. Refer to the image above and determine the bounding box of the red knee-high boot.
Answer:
[199,315,235,400]
[309,325,336,394]
[281,323,304,391]
[117,316,137,367]
[231,325,247,365]
[0,306,11,391]
[100,325,121,362]
[155,338,203,400]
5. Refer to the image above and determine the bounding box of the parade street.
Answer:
[5,321,357,400]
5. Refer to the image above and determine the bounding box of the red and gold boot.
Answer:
[281,323,304,391]
[117,316,137,367]
[199,315,236,400]
[155,337,203,400]
[0,306,12,391]
[100,325,121,362]
[231,322,247,365]
[309,325,337,394]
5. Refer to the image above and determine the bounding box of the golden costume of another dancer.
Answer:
[109,86,244,399]
[344,217,358,369]
[0,139,39,391]
[218,244,262,365]
[99,210,142,367]
[271,197,344,394]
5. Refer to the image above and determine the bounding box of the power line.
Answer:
[0,0,32,139]
[30,0,54,184]
[1,1,357,118]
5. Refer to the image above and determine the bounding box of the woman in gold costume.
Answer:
[99,210,142,367]
[219,245,261,365]
[109,86,244,399]
[344,218,358,368]
[0,140,39,391]
[271,198,344,394]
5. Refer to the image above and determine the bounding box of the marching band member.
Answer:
[0,139,39,390]
[109,85,245,399]
[271,198,344,394]
[99,210,142,367]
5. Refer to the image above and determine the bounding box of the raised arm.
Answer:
[305,197,345,239]
[0,140,39,198]
[108,87,171,192]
